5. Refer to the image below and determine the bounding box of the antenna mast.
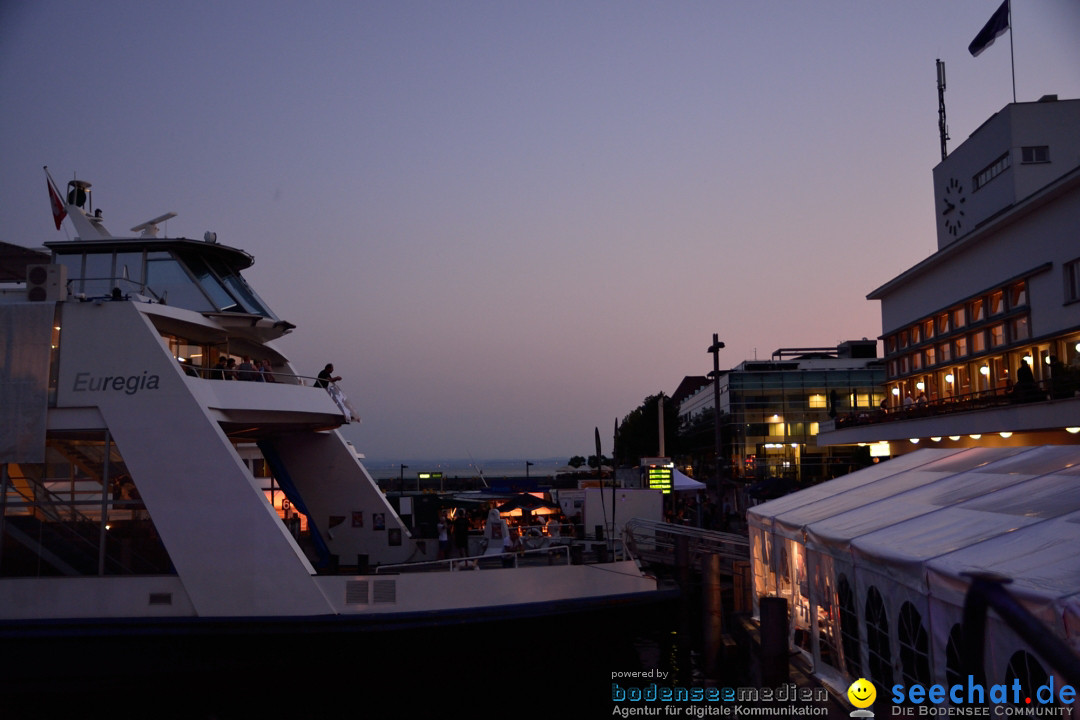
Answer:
[937,59,949,161]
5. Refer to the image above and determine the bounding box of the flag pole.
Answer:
[1008,1,1016,103]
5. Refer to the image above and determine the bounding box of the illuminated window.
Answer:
[955,337,968,358]
[807,394,827,409]
[1009,281,1027,308]
[969,298,985,323]
[837,575,861,678]
[989,290,1004,316]
[952,308,967,330]
[990,324,1006,347]
[937,313,950,335]
[1010,317,1030,341]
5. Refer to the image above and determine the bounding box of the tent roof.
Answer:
[673,468,705,491]
[748,446,1080,603]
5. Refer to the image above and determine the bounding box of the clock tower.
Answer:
[931,96,1080,250]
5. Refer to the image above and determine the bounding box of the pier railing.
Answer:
[961,572,1080,691]
[624,518,749,571]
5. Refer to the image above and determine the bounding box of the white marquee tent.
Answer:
[747,446,1080,708]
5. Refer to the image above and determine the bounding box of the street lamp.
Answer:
[525,461,533,481]
[707,333,725,487]
[399,464,408,494]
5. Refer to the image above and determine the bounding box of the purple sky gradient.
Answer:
[2,1,1078,461]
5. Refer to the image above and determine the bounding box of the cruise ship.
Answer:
[0,172,666,692]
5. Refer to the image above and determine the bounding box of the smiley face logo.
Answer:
[847,678,876,708]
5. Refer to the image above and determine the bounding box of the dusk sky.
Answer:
[2,1,1078,463]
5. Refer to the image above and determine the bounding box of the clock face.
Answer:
[941,176,966,237]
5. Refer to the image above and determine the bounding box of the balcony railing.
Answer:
[832,378,1075,430]
[180,365,360,423]
[180,363,314,385]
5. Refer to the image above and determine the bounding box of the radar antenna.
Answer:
[130,212,178,238]
[937,59,949,161]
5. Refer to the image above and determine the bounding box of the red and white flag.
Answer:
[46,170,67,230]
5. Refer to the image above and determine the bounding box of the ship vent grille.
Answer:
[148,593,172,606]
[372,579,396,604]
[345,581,369,605]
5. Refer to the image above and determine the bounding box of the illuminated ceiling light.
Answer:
[999,431,1013,438]
[1045,355,1052,365]
[916,381,925,391]
[1067,427,1080,434]
[791,443,798,449]
[910,438,920,444]
[970,434,982,440]
[949,436,961,441]
[1076,342,1080,353]
[980,365,990,376]
[1023,355,1033,366]
[892,387,901,396]
[931,437,942,442]
[945,374,954,383]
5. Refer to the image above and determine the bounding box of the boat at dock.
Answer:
[0,172,669,690]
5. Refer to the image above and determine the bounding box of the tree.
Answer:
[567,455,587,468]
[587,454,612,469]
[614,393,682,465]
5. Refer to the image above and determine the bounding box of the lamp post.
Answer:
[399,464,408,495]
[525,461,533,481]
[707,334,725,488]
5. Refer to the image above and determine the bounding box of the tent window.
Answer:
[898,602,931,688]
[945,624,964,688]
[815,567,840,672]
[1006,651,1051,706]
[838,574,862,678]
[865,586,894,691]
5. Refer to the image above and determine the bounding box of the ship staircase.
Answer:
[0,444,165,576]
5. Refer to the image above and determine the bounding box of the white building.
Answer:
[821,96,1080,452]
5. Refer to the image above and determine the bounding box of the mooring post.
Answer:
[703,553,724,677]
[759,596,789,687]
